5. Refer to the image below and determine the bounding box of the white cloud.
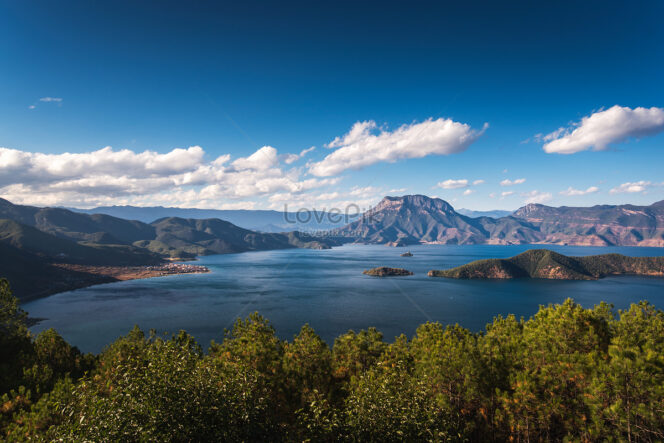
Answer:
[463,189,475,196]
[283,146,316,164]
[609,181,652,194]
[500,178,526,186]
[0,145,336,208]
[559,186,599,196]
[500,191,514,198]
[472,179,485,185]
[522,190,553,204]
[542,105,664,154]
[389,188,406,193]
[437,179,469,189]
[28,105,36,110]
[231,146,278,170]
[39,97,63,102]
[308,118,487,176]
[349,186,380,197]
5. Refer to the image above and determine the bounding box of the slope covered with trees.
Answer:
[429,249,664,280]
[2,278,663,441]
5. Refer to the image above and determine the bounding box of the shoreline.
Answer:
[19,243,664,304]
[53,262,210,281]
[21,262,210,306]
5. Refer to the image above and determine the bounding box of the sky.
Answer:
[1,0,663,212]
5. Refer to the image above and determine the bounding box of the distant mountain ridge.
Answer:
[335,195,664,247]
[457,208,513,219]
[0,198,339,258]
[70,205,358,232]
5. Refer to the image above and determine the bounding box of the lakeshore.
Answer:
[54,262,210,281]
[18,262,212,304]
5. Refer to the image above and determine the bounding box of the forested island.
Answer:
[2,278,663,441]
[363,266,413,276]
[429,249,664,280]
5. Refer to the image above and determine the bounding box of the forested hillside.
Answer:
[429,249,664,280]
[2,279,663,441]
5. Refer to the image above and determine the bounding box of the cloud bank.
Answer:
[308,118,487,176]
[0,145,334,208]
[542,105,664,154]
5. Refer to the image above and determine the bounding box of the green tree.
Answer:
[283,324,333,407]
[344,360,456,441]
[0,279,33,395]
[595,302,664,441]
[25,331,275,441]
[496,299,612,441]
[410,322,484,438]
[332,327,386,383]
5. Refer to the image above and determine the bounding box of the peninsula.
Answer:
[428,249,664,280]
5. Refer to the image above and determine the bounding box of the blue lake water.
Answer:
[23,244,664,353]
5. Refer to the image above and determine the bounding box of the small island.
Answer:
[401,251,413,257]
[428,249,664,280]
[363,267,414,277]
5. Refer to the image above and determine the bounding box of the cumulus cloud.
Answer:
[522,190,553,204]
[308,118,487,176]
[39,97,63,102]
[282,146,316,164]
[609,181,652,194]
[437,179,469,189]
[472,179,485,185]
[500,178,526,186]
[500,191,514,198]
[559,186,599,196]
[0,145,336,208]
[542,105,664,154]
[463,189,475,196]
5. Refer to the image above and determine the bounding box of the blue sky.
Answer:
[1,0,663,211]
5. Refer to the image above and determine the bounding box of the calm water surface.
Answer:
[24,244,664,353]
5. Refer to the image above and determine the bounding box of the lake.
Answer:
[24,244,664,353]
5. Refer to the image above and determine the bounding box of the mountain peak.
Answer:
[373,194,456,215]
[513,203,549,217]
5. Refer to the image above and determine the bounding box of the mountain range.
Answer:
[70,205,358,232]
[335,195,664,247]
[0,198,339,300]
[2,194,664,300]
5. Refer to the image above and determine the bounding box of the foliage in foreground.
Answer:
[1,278,664,441]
